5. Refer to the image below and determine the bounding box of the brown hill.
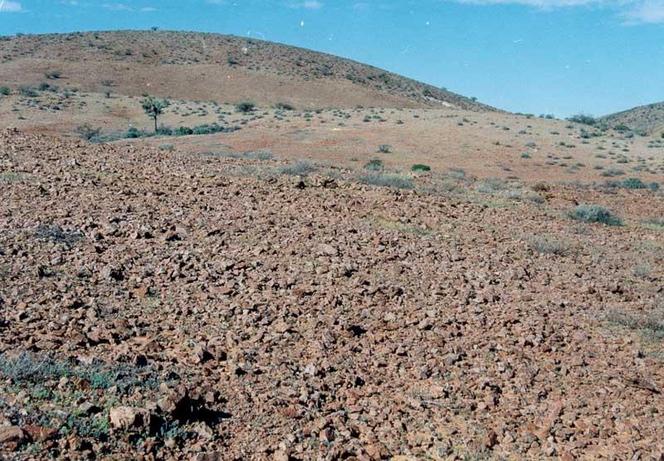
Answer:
[0,30,494,111]
[601,101,664,136]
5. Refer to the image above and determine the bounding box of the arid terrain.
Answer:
[0,31,663,460]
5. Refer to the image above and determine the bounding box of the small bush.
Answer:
[125,127,149,139]
[175,126,194,136]
[411,164,431,172]
[75,124,102,142]
[278,160,317,176]
[235,101,256,113]
[35,224,83,246]
[44,70,62,79]
[156,126,174,136]
[601,168,625,177]
[528,235,569,255]
[377,144,392,154]
[621,177,647,189]
[364,159,384,171]
[569,204,622,226]
[0,86,10,96]
[159,143,175,152]
[568,114,597,126]
[19,86,38,97]
[360,173,414,190]
[274,102,295,111]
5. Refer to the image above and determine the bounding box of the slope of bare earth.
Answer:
[601,102,664,137]
[1,129,663,460]
[0,31,493,111]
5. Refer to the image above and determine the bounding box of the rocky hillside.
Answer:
[0,31,495,111]
[601,101,664,136]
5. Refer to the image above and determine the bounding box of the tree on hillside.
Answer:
[141,96,170,133]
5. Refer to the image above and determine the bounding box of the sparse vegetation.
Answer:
[0,86,10,96]
[377,144,392,154]
[569,204,622,226]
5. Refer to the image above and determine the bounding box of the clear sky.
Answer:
[1,0,663,117]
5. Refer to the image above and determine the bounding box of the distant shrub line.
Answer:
[77,123,239,143]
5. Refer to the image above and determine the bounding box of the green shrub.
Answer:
[411,164,431,172]
[360,173,414,190]
[0,87,10,96]
[569,204,622,226]
[621,177,647,189]
[235,101,256,113]
[364,159,384,171]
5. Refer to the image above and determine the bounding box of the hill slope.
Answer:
[0,30,494,111]
[601,101,664,136]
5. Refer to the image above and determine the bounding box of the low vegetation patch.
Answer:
[75,124,102,142]
[359,173,414,190]
[278,160,317,176]
[569,204,622,226]
[274,102,295,111]
[527,235,570,256]
[568,114,597,126]
[605,306,664,342]
[34,224,83,247]
[0,86,10,96]
[364,159,384,171]
[643,217,664,231]
[411,164,431,172]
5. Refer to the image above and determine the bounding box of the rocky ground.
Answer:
[1,129,663,460]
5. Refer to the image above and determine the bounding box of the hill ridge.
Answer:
[0,30,495,111]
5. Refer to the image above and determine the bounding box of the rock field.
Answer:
[1,129,663,460]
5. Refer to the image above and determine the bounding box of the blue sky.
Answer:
[1,0,663,116]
